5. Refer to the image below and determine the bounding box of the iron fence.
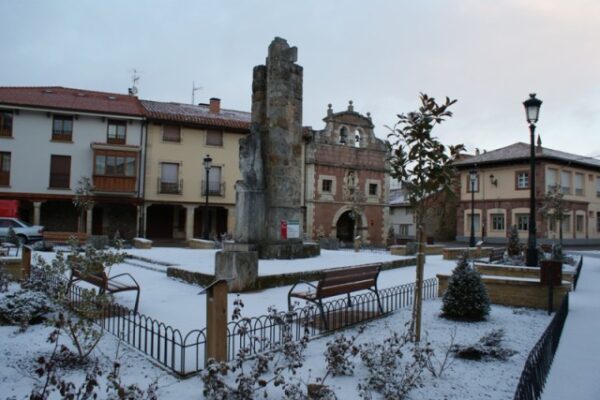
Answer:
[33,265,437,377]
[513,293,570,400]
[572,256,583,291]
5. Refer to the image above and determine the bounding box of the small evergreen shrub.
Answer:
[441,255,490,321]
[507,225,521,257]
[0,289,55,329]
[6,226,20,246]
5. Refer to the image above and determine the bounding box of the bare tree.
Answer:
[387,93,464,342]
[541,184,569,248]
[73,177,94,233]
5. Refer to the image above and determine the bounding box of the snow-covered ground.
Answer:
[124,248,412,276]
[3,249,597,399]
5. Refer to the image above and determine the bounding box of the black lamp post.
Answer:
[203,154,212,240]
[523,93,542,267]
[469,168,477,247]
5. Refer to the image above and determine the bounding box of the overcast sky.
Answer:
[2,0,599,158]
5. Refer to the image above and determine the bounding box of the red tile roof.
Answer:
[141,100,250,131]
[0,86,145,117]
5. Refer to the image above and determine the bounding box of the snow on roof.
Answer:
[453,142,600,169]
[141,99,250,131]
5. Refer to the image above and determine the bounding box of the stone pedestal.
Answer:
[215,250,259,292]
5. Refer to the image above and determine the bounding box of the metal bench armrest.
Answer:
[108,273,140,289]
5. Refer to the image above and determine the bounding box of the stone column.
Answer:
[142,203,151,238]
[184,205,196,240]
[226,206,236,236]
[136,205,141,237]
[85,208,93,235]
[33,201,42,226]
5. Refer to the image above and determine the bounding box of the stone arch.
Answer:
[354,128,362,148]
[330,205,369,242]
[338,125,349,145]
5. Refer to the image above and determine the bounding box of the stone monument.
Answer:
[216,37,319,291]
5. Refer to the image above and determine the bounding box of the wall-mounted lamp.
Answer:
[489,174,498,186]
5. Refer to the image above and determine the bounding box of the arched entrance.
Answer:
[336,210,355,243]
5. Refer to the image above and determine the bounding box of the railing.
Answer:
[201,180,225,197]
[36,263,437,378]
[157,178,183,194]
[513,294,570,400]
[572,256,583,291]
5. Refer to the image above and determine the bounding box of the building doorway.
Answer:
[336,210,355,243]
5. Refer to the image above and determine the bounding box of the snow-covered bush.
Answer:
[6,226,20,246]
[452,329,516,361]
[358,327,432,399]
[31,240,54,252]
[0,289,55,329]
[324,328,363,377]
[507,225,521,257]
[441,255,490,321]
[0,262,9,292]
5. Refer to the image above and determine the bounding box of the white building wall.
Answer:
[1,108,143,195]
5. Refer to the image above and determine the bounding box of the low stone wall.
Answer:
[473,263,574,283]
[168,257,417,291]
[442,247,494,260]
[390,245,444,256]
[188,239,216,249]
[0,257,23,280]
[437,274,570,310]
[133,238,152,249]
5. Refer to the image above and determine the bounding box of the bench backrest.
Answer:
[72,265,108,290]
[489,248,505,262]
[316,264,380,299]
[44,231,89,243]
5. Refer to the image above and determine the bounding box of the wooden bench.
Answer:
[487,248,505,263]
[288,264,383,330]
[66,263,140,313]
[43,231,89,244]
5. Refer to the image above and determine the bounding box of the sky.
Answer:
[1,0,600,158]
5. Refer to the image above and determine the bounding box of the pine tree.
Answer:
[506,225,521,257]
[6,226,20,246]
[442,255,490,321]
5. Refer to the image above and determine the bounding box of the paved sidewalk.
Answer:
[542,253,600,399]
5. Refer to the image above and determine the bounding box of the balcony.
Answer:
[158,178,183,195]
[93,175,137,193]
[201,180,226,197]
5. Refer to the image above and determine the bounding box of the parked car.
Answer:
[0,217,44,244]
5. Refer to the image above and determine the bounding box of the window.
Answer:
[549,217,556,232]
[399,224,410,236]
[576,214,584,233]
[339,127,348,144]
[0,111,13,137]
[0,152,10,186]
[562,215,571,232]
[369,183,378,196]
[575,173,584,196]
[49,155,71,189]
[596,177,600,197]
[516,214,529,231]
[52,115,73,141]
[467,213,481,234]
[560,170,571,194]
[467,173,479,192]
[516,171,529,189]
[206,129,223,146]
[491,214,505,231]
[163,125,181,142]
[546,168,557,192]
[207,166,222,195]
[322,179,332,193]
[160,163,180,194]
[107,120,126,144]
[354,130,361,148]
[94,154,136,177]
[597,212,600,232]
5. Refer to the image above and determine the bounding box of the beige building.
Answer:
[140,98,250,240]
[454,142,600,245]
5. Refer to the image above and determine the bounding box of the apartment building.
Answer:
[0,86,145,238]
[454,142,600,245]
[140,98,250,240]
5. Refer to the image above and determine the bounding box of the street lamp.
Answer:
[523,93,542,267]
[469,167,477,247]
[203,154,213,240]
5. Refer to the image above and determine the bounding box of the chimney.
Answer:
[209,98,221,113]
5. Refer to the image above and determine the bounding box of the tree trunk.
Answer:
[412,215,425,342]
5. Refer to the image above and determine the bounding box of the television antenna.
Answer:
[128,68,141,96]
[192,81,203,104]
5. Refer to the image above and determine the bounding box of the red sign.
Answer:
[280,219,288,240]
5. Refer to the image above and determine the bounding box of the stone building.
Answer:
[304,102,390,246]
